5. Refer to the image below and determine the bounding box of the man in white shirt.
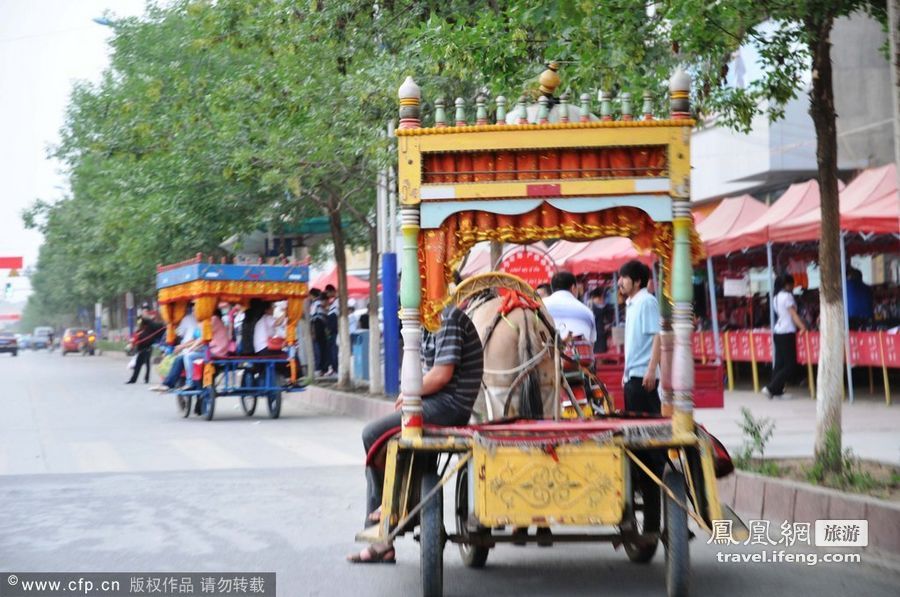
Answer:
[764,274,807,399]
[542,271,596,343]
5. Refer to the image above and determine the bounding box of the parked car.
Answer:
[61,328,96,356]
[0,332,17,356]
[32,326,54,350]
[17,334,32,350]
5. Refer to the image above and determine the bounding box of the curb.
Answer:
[296,385,395,421]
[718,469,900,561]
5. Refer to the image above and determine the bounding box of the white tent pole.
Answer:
[840,231,854,403]
[707,256,722,362]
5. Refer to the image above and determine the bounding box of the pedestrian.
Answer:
[347,303,484,564]
[325,284,338,376]
[617,260,661,413]
[589,287,613,354]
[543,271,596,344]
[126,311,164,384]
[763,274,807,400]
[846,267,873,330]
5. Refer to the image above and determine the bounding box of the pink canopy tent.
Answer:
[705,179,827,256]
[549,237,652,275]
[311,268,372,299]
[769,164,899,240]
[697,194,768,252]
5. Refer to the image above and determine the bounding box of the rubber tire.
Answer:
[241,396,258,416]
[267,392,282,419]
[201,387,216,421]
[624,471,661,563]
[11,351,16,357]
[454,466,489,568]
[267,372,285,419]
[177,395,191,418]
[664,470,690,597]
[420,471,445,597]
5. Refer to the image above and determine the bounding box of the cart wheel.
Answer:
[267,372,285,419]
[267,392,282,419]
[241,395,258,416]
[664,469,690,597]
[454,465,490,568]
[623,469,661,563]
[240,371,258,416]
[201,387,216,421]
[420,471,445,597]
[176,395,191,418]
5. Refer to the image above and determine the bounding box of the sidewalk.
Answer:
[695,390,900,466]
[298,384,900,466]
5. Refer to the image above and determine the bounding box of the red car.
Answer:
[0,332,17,356]
[61,328,96,356]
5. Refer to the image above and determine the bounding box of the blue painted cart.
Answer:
[156,254,310,420]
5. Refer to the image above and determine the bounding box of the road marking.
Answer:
[170,438,250,469]
[71,441,128,473]
[263,436,359,467]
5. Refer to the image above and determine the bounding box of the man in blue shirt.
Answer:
[846,267,874,330]
[618,260,661,414]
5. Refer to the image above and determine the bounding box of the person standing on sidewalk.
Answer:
[126,312,164,384]
[617,260,661,414]
[764,274,807,400]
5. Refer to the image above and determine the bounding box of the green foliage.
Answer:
[734,406,779,476]
[807,427,877,492]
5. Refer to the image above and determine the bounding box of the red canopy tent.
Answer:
[769,164,899,240]
[697,194,768,252]
[311,268,372,299]
[548,237,652,275]
[705,180,826,256]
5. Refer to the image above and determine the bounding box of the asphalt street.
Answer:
[2,350,899,596]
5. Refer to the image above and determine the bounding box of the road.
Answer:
[1,351,899,596]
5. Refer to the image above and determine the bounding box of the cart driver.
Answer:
[347,303,484,564]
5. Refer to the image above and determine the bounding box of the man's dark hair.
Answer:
[848,267,863,282]
[618,260,651,289]
[310,287,322,298]
[589,287,604,299]
[550,271,577,292]
[536,283,552,295]
[324,284,336,292]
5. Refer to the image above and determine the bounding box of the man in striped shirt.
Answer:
[349,304,483,563]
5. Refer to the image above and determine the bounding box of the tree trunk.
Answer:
[490,240,503,270]
[329,206,353,389]
[808,18,844,473]
[367,224,384,393]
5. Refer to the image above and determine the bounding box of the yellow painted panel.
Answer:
[472,443,625,527]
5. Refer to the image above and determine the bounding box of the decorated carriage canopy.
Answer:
[155,254,309,345]
[396,63,704,330]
